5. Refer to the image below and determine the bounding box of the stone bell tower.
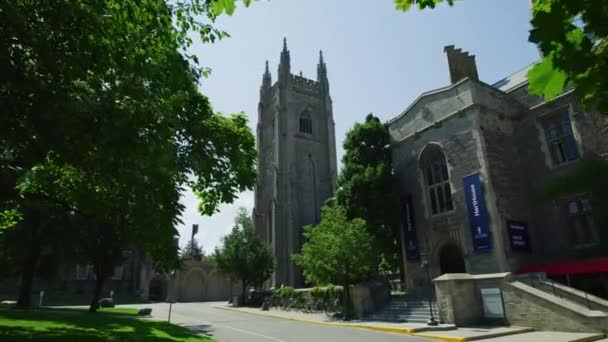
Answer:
[253,38,337,287]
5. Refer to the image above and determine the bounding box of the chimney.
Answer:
[444,45,479,84]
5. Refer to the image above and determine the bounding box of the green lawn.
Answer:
[0,307,215,341]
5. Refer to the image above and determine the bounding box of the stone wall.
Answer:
[434,272,608,332]
[350,280,391,319]
[503,281,608,332]
[534,280,608,312]
[173,260,238,302]
[434,273,508,326]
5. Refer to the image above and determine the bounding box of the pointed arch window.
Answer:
[420,145,453,215]
[299,111,312,135]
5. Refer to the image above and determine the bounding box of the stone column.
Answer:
[433,273,510,326]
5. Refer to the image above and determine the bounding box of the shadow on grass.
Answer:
[46,293,148,307]
[0,292,149,307]
[0,308,213,341]
[38,306,140,317]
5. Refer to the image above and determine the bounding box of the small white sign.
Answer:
[481,288,504,318]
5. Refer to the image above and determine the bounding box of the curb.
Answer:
[211,305,524,342]
[414,327,534,342]
[213,305,417,334]
[570,333,607,342]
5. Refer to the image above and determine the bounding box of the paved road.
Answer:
[125,302,433,342]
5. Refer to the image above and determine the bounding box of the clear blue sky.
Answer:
[176,0,540,252]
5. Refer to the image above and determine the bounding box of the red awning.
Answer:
[517,257,608,276]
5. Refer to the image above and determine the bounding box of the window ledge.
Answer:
[295,133,315,140]
[430,209,456,219]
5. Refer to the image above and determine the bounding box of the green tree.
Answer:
[0,197,74,307]
[393,0,608,112]
[214,207,275,305]
[292,205,375,318]
[12,155,185,311]
[336,114,402,279]
[1,0,257,310]
[182,239,205,261]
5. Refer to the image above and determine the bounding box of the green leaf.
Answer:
[394,0,453,11]
[0,209,22,232]
[394,0,413,11]
[212,0,224,16]
[224,0,236,15]
[527,56,568,101]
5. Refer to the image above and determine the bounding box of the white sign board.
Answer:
[481,288,504,319]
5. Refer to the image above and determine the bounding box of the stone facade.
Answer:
[389,46,608,295]
[254,39,337,287]
[167,260,239,302]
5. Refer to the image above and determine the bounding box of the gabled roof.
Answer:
[387,77,470,125]
[492,62,537,92]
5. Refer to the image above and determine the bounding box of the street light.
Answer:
[420,251,438,326]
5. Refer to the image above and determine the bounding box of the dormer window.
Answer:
[299,111,312,134]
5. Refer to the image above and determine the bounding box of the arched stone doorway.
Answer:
[439,243,467,274]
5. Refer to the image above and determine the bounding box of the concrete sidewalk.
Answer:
[480,331,606,342]
[211,304,534,341]
[416,328,604,342]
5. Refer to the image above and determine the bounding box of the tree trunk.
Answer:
[89,272,106,313]
[343,284,351,320]
[16,248,40,308]
[16,227,41,309]
[241,280,247,306]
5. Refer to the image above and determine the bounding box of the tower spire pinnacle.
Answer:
[317,49,329,93]
[279,37,290,82]
[262,60,271,88]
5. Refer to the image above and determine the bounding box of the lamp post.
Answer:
[419,251,438,326]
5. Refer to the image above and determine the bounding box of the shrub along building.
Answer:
[390,46,608,298]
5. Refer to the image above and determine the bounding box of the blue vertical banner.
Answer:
[507,220,531,252]
[463,173,492,251]
[401,196,420,261]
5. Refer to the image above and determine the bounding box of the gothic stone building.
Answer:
[254,40,338,287]
[390,46,607,296]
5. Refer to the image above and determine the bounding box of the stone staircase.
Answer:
[365,295,439,323]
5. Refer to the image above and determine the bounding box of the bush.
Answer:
[266,285,344,313]
[247,290,271,307]
[274,286,297,300]
[310,285,343,303]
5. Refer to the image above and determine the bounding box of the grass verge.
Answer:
[0,307,214,341]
